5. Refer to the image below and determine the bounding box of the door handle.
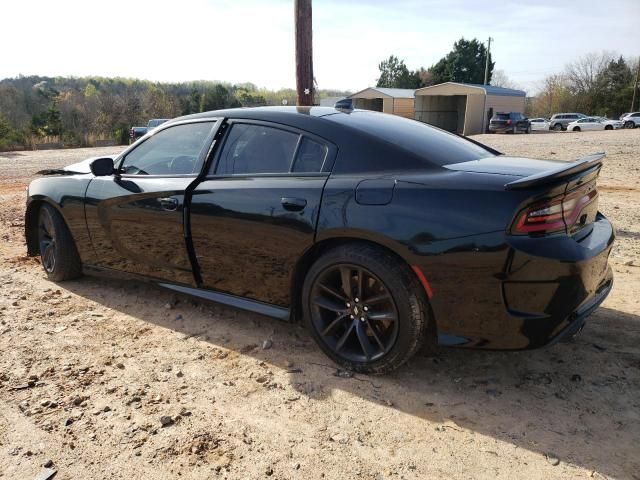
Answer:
[159,197,179,211]
[281,197,307,211]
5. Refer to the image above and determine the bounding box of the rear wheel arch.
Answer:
[290,236,437,330]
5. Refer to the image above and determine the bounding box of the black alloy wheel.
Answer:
[309,264,399,363]
[38,206,57,273]
[303,244,432,373]
[37,204,82,281]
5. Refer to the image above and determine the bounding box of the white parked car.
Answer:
[594,117,624,129]
[529,118,550,131]
[621,112,640,129]
[567,116,622,132]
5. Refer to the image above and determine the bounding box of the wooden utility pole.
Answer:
[631,58,640,112]
[483,37,493,85]
[295,0,313,106]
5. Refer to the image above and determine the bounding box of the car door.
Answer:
[84,119,219,284]
[189,120,335,307]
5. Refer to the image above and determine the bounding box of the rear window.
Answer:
[495,113,510,120]
[326,111,494,167]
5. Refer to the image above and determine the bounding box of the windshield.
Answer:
[494,113,510,120]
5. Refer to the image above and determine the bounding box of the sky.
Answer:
[1,0,638,94]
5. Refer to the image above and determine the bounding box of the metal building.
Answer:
[349,87,415,118]
[414,82,526,135]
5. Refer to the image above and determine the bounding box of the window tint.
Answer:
[326,111,494,167]
[293,137,328,172]
[215,124,299,175]
[120,122,214,175]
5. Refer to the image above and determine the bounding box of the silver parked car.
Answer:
[549,113,587,131]
[621,112,640,129]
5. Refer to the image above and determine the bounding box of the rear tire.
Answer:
[37,204,82,281]
[302,244,432,374]
[553,123,563,131]
[604,125,613,130]
[625,121,636,129]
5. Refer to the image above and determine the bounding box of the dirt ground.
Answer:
[0,130,638,480]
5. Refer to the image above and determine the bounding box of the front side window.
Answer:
[120,122,214,175]
[215,124,299,175]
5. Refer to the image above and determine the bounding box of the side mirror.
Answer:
[90,157,114,176]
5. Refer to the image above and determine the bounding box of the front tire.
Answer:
[37,204,82,281]
[302,244,432,374]
[604,125,613,130]
[625,121,636,129]
[553,123,563,131]
[573,126,581,132]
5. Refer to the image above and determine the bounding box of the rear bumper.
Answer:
[428,214,615,350]
[549,273,612,345]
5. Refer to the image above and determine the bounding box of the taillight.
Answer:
[507,119,512,125]
[512,186,598,235]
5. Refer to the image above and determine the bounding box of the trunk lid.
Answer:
[445,156,566,178]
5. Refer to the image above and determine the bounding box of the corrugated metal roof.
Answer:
[350,87,415,99]
[415,82,526,97]
[464,83,526,97]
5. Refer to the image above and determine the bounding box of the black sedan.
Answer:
[25,107,614,373]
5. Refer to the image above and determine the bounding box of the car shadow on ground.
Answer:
[62,274,640,479]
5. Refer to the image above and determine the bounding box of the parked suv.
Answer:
[549,113,587,131]
[488,112,531,134]
[621,112,640,129]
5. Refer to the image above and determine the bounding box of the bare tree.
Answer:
[490,70,521,90]
[565,51,615,93]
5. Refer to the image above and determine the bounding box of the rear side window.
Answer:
[326,111,494,167]
[215,124,298,175]
[293,137,328,172]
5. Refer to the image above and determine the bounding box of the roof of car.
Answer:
[173,106,348,122]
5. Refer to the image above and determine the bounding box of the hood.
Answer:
[444,156,566,178]
[37,155,117,176]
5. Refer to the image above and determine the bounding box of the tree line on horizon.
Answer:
[376,38,639,119]
[376,38,495,89]
[0,76,349,150]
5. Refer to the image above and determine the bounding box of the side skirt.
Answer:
[82,264,291,322]
[158,283,291,322]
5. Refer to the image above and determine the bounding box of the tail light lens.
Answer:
[512,186,598,235]
[507,119,512,125]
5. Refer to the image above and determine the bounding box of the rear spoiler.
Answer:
[504,152,605,190]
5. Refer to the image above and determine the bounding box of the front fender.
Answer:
[25,176,95,263]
